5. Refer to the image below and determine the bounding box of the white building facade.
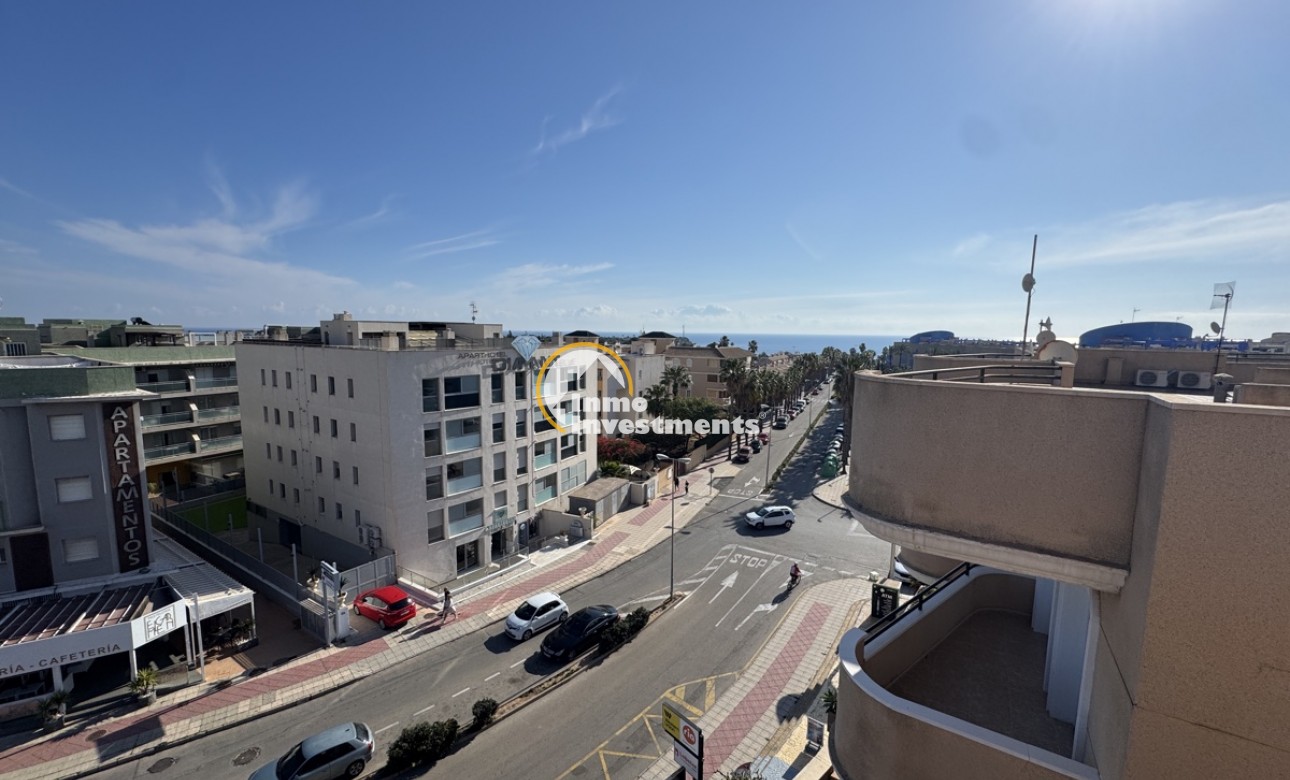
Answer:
[236,315,597,585]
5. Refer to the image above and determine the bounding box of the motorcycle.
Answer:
[788,571,801,590]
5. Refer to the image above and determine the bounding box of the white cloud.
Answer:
[574,304,617,318]
[533,85,623,155]
[343,195,400,231]
[403,228,499,259]
[785,222,822,261]
[205,157,237,218]
[953,233,992,257]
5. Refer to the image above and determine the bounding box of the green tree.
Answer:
[661,364,693,399]
[747,339,758,355]
[642,383,671,417]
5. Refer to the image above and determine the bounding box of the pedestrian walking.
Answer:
[684,480,690,494]
[440,588,457,623]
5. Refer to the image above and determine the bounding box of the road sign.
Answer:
[674,743,701,777]
[661,701,703,758]
[806,716,825,750]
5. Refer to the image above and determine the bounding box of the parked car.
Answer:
[250,722,374,780]
[733,447,752,464]
[353,586,417,630]
[506,592,569,641]
[773,417,788,429]
[541,605,621,661]
[744,505,796,529]
[757,431,770,443]
[750,439,762,453]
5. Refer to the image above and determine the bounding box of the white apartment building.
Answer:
[236,314,597,585]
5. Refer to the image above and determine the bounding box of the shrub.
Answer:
[386,718,459,771]
[626,607,650,634]
[597,608,652,654]
[471,697,498,729]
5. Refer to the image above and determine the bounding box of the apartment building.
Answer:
[0,355,250,715]
[236,313,597,585]
[663,345,752,404]
[833,357,1290,779]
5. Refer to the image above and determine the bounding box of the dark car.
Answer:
[750,439,762,453]
[353,586,417,629]
[733,447,752,464]
[540,604,620,661]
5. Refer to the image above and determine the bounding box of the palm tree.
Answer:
[833,344,878,461]
[661,365,693,400]
[720,358,752,452]
[747,339,758,355]
[642,383,670,417]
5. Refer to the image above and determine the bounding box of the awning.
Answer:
[150,534,254,617]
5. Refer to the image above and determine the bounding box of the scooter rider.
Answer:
[789,562,802,586]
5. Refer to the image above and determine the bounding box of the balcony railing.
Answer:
[903,363,1064,385]
[535,485,557,505]
[145,442,195,460]
[865,562,974,646]
[198,435,242,452]
[534,452,556,469]
[195,406,239,421]
[138,380,190,394]
[141,410,193,428]
[194,377,238,389]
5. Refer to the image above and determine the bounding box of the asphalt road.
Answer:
[93,395,891,780]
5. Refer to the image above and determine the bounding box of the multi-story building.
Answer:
[236,313,597,585]
[0,354,250,714]
[832,355,1290,779]
[663,345,753,404]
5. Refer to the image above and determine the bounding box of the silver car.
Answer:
[250,722,373,780]
[744,505,796,529]
[506,592,569,640]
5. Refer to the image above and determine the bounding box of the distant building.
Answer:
[235,313,597,585]
[663,345,753,404]
[884,330,1023,371]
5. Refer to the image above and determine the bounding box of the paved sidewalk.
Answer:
[0,452,746,780]
[812,474,851,511]
[641,577,867,780]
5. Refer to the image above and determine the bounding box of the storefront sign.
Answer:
[485,516,516,535]
[0,623,132,680]
[104,403,149,571]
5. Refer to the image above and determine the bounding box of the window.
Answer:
[333,460,341,479]
[291,450,298,466]
[560,461,588,493]
[448,498,484,536]
[493,489,508,520]
[445,417,482,453]
[276,446,283,462]
[310,374,318,393]
[421,378,439,412]
[330,419,338,438]
[534,407,555,433]
[516,445,529,476]
[443,375,480,410]
[535,474,557,505]
[514,371,527,400]
[446,458,483,494]
[517,483,529,512]
[266,442,272,459]
[328,376,336,396]
[426,469,444,500]
[279,482,286,498]
[347,378,354,398]
[534,440,556,469]
[56,476,92,503]
[352,466,359,485]
[355,508,362,527]
[515,408,527,438]
[288,411,295,428]
[424,425,441,457]
[48,414,86,441]
[335,502,343,520]
[274,408,281,425]
[456,539,480,572]
[493,452,506,483]
[492,412,506,444]
[560,433,578,460]
[263,406,269,423]
[318,497,326,514]
[260,368,266,386]
[293,488,300,504]
[269,478,274,493]
[271,369,278,387]
[63,537,100,563]
[427,509,445,543]
[285,372,292,389]
[350,422,357,442]
[491,373,504,403]
[313,415,320,434]
[315,456,323,474]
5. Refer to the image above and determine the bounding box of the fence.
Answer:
[338,556,397,597]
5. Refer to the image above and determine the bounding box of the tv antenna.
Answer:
[1131,308,1141,322]
[469,301,478,323]
[1020,234,1038,355]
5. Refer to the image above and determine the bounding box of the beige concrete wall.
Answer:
[851,375,1144,567]
[1234,382,1290,406]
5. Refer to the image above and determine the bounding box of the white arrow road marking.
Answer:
[709,572,738,604]
[716,555,782,628]
[744,476,761,487]
[735,603,778,631]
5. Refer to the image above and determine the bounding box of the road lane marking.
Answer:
[485,672,500,682]
[414,705,435,716]
[735,603,778,632]
[715,555,782,628]
[709,572,738,604]
[510,659,526,668]
[374,722,399,734]
[452,688,470,698]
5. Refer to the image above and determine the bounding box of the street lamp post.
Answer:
[656,453,692,599]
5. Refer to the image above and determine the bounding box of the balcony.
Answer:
[145,441,195,461]
[141,410,194,429]
[194,406,240,423]
[534,450,556,470]
[194,376,238,390]
[138,379,190,395]
[197,434,242,453]
[834,567,1096,780]
[850,371,1142,590]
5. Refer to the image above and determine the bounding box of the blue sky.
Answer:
[2,1,1288,341]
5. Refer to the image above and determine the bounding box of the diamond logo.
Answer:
[512,334,540,361]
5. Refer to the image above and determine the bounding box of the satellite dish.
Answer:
[1036,330,1056,347]
[1210,322,1222,334]
[1036,339,1078,364]
[1021,273,1036,293]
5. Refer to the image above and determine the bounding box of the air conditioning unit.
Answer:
[364,524,383,548]
[1176,371,1212,390]
[1135,369,1170,387]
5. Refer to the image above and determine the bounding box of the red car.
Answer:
[354,585,417,629]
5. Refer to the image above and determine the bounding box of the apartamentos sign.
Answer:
[104,403,150,572]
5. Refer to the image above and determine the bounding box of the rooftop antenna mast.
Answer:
[1020,234,1039,356]
[470,301,478,324]
[1209,281,1235,372]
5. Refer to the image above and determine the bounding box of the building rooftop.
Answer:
[0,583,158,650]
[44,345,236,366]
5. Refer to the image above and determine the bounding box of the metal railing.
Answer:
[138,380,190,394]
[145,441,195,459]
[903,364,1063,385]
[194,377,238,389]
[141,410,193,428]
[864,562,976,646]
[195,406,239,421]
[198,434,243,452]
